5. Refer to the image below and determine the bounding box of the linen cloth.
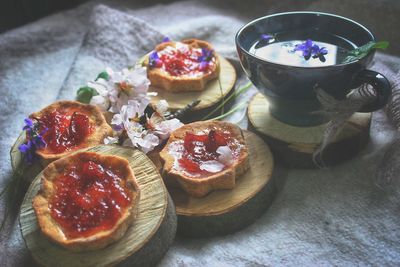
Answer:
[1,1,399,266]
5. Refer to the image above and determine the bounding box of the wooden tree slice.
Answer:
[19,145,177,267]
[149,56,236,111]
[247,93,371,168]
[168,130,275,237]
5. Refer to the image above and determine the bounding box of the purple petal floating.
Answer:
[294,39,328,62]
[162,36,171,42]
[255,33,276,48]
[319,47,328,55]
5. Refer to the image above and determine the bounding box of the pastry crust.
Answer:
[144,39,220,92]
[30,101,113,161]
[160,121,249,197]
[32,152,140,252]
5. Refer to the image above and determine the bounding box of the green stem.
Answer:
[201,81,252,120]
[218,77,224,116]
[206,101,247,121]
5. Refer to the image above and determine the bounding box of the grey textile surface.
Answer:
[1,1,400,266]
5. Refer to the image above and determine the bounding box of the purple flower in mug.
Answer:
[294,39,328,61]
[312,46,328,62]
[294,39,315,60]
[162,36,171,43]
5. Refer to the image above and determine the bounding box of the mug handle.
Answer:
[355,69,392,112]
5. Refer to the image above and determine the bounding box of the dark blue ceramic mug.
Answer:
[236,12,391,126]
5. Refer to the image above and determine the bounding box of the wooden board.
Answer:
[247,93,371,168]
[169,130,276,237]
[149,56,236,111]
[19,145,177,267]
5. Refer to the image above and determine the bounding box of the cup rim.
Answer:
[235,11,376,69]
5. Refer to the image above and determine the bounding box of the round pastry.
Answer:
[143,39,220,92]
[160,121,249,197]
[32,152,140,251]
[29,101,112,161]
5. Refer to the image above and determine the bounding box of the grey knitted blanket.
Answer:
[1,1,400,266]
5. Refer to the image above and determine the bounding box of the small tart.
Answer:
[144,38,220,92]
[32,152,140,251]
[29,101,112,161]
[160,121,249,197]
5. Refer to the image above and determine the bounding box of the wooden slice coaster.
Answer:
[169,130,275,237]
[149,56,236,112]
[19,145,177,267]
[247,93,371,168]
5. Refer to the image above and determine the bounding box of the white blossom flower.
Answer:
[107,67,151,113]
[104,136,119,145]
[154,99,169,114]
[153,118,183,140]
[90,95,110,111]
[90,68,184,154]
[111,100,148,130]
[123,121,160,154]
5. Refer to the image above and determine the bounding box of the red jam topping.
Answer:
[49,160,131,238]
[37,109,92,154]
[176,130,237,175]
[154,43,215,77]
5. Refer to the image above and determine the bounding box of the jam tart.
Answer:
[144,39,220,92]
[160,121,249,197]
[32,152,140,251]
[29,101,113,161]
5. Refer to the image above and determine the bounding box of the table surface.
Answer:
[1,1,400,266]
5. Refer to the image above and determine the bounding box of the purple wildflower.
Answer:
[18,140,36,164]
[22,118,33,130]
[199,48,213,62]
[312,46,328,62]
[197,48,214,70]
[31,134,47,148]
[149,51,161,68]
[294,39,328,62]
[162,36,171,43]
[18,118,47,164]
